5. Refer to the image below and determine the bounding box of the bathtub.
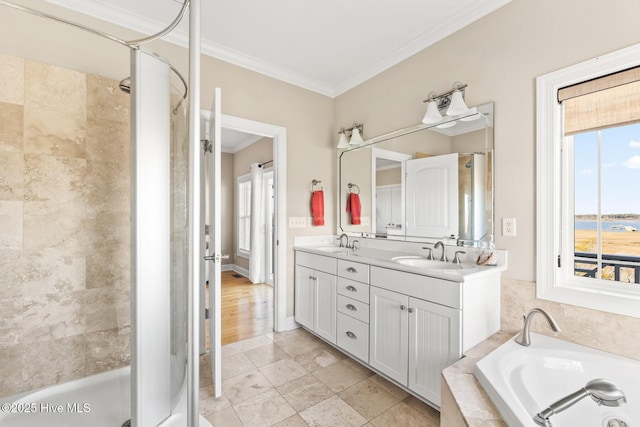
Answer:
[474,332,639,427]
[0,367,212,427]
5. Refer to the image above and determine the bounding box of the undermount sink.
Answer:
[391,256,465,270]
[313,246,351,255]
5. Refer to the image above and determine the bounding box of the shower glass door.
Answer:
[130,49,190,426]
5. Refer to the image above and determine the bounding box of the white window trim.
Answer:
[537,43,640,318]
[237,173,251,259]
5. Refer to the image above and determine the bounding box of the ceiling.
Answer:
[43,0,511,97]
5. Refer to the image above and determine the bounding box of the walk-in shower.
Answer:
[0,0,205,425]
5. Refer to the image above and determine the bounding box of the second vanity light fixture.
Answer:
[337,122,364,148]
[422,81,471,127]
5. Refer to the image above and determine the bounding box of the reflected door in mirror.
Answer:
[406,154,458,238]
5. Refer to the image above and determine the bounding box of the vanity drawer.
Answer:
[337,294,369,323]
[337,277,369,304]
[337,312,369,363]
[296,251,337,275]
[337,259,369,283]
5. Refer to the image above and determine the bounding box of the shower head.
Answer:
[118,77,131,93]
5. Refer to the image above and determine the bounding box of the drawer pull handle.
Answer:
[400,305,406,311]
[346,331,357,340]
[346,267,357,273]
[346,304,357,311]
[308,275,314,280]
[346,285,357,292]
[408,308,414,313]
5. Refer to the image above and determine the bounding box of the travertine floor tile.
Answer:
[299,395,368,427]
[221,369,274,406]
[260,358,308,387]
[204,406,243,427]
[272,414,309,427]
[222,352,257,380]
[199,385,232,416]
[245,342,291,368]
[370,400,438,427]
[313,359,371,393]
[294,344,345,372]
[233,388,296,427]
[277,374,334,412]
[339,378,404,420]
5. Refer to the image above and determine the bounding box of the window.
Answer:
[237,174,251,258]
[537,44,640,317]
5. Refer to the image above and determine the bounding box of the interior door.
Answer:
[405,154,458,238]
[206,88,223,397]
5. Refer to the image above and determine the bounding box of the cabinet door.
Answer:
[294,265,315,330]
[314,270,337,343]
[408,297,462,407]
[369,286,409,385]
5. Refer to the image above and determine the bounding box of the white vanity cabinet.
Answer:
[336,260,370,362]
[370,284,461,407]
[294,252,338,343]
[294,247,501,409]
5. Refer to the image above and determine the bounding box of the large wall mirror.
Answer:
[339,102,494,247]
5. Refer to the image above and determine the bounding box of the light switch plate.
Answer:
[289,217,307,228]
[502,218,516,236]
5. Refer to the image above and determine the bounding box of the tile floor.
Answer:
[199,328,440,427]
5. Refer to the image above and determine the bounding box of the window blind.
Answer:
[559,66,640,135]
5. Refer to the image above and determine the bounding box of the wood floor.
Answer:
[206,270,273,347]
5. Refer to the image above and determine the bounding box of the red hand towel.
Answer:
[346,193,361,225]
[311,190,324,226]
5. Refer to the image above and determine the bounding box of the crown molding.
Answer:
[43,0,511,98]
[331,0,513,97]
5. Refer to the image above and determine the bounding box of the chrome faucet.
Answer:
[421,246,433,260]
[351,240,359,251]
[433,241,447,262]
[533,379,626,426]
[515,308,561,346]
[337,233,350,248]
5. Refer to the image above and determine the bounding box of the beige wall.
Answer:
[232,138,273,272]
[0,55,130,396]
[335,0,640,354]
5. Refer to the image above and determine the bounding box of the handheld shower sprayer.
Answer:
[533,378,626,426]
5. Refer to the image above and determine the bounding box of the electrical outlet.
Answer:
[502,218,516,236]
[288,217,307,228]
[361,217,370,226]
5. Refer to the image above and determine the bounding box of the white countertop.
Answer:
[294,243,507,283]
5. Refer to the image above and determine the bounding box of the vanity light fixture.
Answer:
[337,122,364,148]
[422,81,470,124]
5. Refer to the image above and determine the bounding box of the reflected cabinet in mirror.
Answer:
[339,102,494,247]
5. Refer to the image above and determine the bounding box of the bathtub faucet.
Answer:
[515,308,561,346]
[533,378,626,427]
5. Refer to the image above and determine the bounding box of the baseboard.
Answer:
[221,264,249,278]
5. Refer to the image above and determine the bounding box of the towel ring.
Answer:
[348,183,360,194]
[311,179,323,191]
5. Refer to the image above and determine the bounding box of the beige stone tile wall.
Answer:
[501,278,640,360]
[0,54,131,397]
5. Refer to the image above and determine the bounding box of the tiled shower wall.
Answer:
[0,54,130,396]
